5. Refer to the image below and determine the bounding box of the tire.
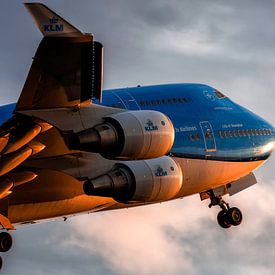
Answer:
[217,210,231,229]
[227,207,243,226]
[0,232,12,252]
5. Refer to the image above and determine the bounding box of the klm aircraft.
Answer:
[0,2,274,268]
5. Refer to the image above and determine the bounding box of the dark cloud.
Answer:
[0,0,275,274]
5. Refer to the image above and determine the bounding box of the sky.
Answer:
[1,0,275,274]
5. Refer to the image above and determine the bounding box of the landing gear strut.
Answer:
[0,232,13,270]
[208,191,243,229]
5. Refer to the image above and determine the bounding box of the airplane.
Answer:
[0,2,274,268]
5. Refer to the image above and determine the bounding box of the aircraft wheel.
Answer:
[0,232,12,252]
[217,210,231,229]
[227,207,243,226]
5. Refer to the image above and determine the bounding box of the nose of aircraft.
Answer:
[262,123,275,155]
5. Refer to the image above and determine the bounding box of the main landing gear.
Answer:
[208,191,243,229]
[0,232,13,269]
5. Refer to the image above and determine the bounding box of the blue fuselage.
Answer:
[1,83,274,162]
[99,83,275,162]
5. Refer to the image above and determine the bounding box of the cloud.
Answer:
[53,177,275,275]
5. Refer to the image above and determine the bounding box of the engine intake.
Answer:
[69,110,174,160]
[83,156,182,203]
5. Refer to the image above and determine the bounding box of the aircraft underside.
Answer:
[9,157,264,225]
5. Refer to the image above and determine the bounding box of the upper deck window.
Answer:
[214,90,226,99]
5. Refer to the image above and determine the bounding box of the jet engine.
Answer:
[68,110,174,160]
[83,156,182,203]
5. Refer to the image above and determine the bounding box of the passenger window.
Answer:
[220,131,223,138]
[190,134,195,142]
[255,129,259,135]
[196,133,200,141]
[183,98,188,103]
[173,98,177,103]
[145,100,150,106]
[233,130,237,137]
[238,130,242,137]
[269,129,273,135]
[156,100,161,105]
[259,129,263,135]
[229,131,233,137]
[247,130,251,136]
[224,131,228,138]
[162,99,166,104]
[242,130,246,136]
[139,101,145,106]
[167,98,172,104]
[151,100,156,106]
[251,129,255,136]
[178,98,183,103]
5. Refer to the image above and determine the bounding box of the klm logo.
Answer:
[43,17,64,32]
[155,166,168,177]
[144,120,158,131]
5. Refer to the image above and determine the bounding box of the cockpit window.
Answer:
[214,90,226,99]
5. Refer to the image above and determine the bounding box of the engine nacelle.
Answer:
[69,110,174,160]
[83,156,182,203]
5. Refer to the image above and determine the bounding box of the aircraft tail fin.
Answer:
[24,2,84,37]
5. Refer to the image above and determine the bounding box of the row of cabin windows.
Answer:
[220,128,273,138]
[139,97,190,107]
[188,128,272,143]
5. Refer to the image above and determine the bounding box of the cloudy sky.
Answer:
[1,0,275,274]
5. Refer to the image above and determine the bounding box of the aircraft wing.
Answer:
[0,3,176,231]
[16,3,103,111]
[0,3,106,229]
[24,3,84,37]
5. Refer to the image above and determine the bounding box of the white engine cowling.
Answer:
[83,156,183,203]
[71,110,174,160]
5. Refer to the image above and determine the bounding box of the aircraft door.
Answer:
[200,121,217,152]
[118,91,140,110]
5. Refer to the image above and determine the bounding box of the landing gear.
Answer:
[0,232,12,270]
[0,232,12,252]
[208,191,243,229]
